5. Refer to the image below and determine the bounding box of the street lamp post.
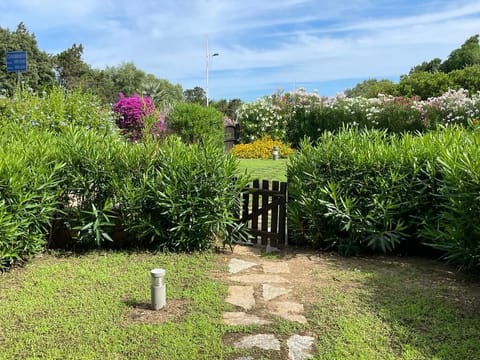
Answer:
[205,36,219,106]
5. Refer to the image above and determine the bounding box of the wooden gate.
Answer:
[224,124,240,152]
[238,179,288,248]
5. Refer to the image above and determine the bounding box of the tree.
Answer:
[440,35,480,73]
[448,65,480,93]
[0,22,55,95]
[398,71,453,99]
[183,86,206,105]
[211,99,228,114]
[227,99,243,119]
[103,62,147,102]
[211,98,243,119]
[53,43,90,90]
[78,68,115,104]
[409,58,442,74]
[139,75,183,112]
[345,79,399,98]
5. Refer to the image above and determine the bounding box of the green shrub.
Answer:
[287,128,431,254]
[398,71,453,99]
[119,136,248,251]
[287,126,479,271]
[51,125,130,248]
[419,129,480,271]
[237,89,480,147]
[0,89,249,269]
[166,103,224,144]
[0,125,63,269]
[0,87,114,132]
[372,97,425,132]
[0,123,248,268]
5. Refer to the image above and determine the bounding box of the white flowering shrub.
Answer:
[236,88,480,146]
[236,97,287,143]
[237,88,324,143]
[415,88,480,127]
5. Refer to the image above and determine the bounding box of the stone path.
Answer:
[222,245,315,360]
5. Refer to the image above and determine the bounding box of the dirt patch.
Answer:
[125,299,191,325]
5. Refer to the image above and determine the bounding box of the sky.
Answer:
[1,0,479,101]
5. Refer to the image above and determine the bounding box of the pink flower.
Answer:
[113,93,163,140]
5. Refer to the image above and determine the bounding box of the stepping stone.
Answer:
[226,286,255,310]
[222,312,271,326]
[230,274,290,284]
[262,262,290,274]
[270,301,307,324]
[262,284,291,301]
[229,258,258,274]
[234,334,281,351]
[287,335,315,360]
[235,357,254,360]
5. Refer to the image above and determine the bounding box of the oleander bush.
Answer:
[231,136,294,159]
[119,136,248,251]
[0,90,248,270]
[0,125,63,269]
[287,126,480,271]
[419,125,480,271]
[51,125,130,248]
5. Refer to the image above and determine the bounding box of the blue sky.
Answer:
[1,0,479,101]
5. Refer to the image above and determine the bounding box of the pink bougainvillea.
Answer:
[113,93,164,140]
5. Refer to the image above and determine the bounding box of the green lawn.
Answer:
[237,158,288,182]
[0,251,479,359]
[0,252,232,360]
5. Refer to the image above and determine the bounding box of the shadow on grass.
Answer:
[122,297,192,325]
[309,254,480,360]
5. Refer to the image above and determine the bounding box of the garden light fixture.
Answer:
[150,268,166,310]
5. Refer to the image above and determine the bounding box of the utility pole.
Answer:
[205,35,219,106]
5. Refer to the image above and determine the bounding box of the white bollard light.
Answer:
[272,145,279,160]
[150,268,166,310]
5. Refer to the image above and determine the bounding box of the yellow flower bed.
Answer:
[231,136,294,159]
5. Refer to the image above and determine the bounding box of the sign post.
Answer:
[6,51,28,94]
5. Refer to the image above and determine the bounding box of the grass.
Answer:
[307,256,480,360]
[1,251,479,359]
[0,251,233,360]
[237,158,288,182]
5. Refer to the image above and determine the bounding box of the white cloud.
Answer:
[1,0,479,99]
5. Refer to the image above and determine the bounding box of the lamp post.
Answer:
[205,36,219,106]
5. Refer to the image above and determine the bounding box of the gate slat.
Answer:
[261,180,270,245]
[251,179,260,233]
[241,184,250,228]
[270,181,280,248]
[278,182,287,248]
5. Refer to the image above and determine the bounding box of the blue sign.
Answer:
[6,51,27,72]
